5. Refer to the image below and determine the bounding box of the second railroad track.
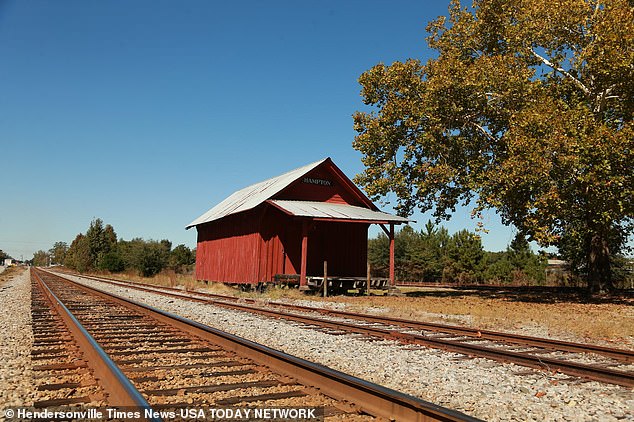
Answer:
[57,270,634,389]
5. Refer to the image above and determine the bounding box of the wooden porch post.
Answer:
[300,220,309,287]
[389,223,395,287]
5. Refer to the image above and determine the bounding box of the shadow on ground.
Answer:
[401,285,634,305]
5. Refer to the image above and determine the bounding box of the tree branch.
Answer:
[595,86,620,114]
[530,49,591,96]
[470,121,497,144]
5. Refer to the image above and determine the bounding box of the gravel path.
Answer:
[62,274,633,422]
[0,269,35,413]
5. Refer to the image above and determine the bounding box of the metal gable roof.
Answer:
[186,158,328,229]
[268,200,411,224]
[186,157,410,229]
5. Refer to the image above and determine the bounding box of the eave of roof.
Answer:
[267,200,411,224]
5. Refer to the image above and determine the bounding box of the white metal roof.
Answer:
[268,200,411,224]
[186,158,328,228]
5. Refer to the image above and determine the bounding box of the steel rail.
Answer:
[39,270,481,422]
[31,269,161,421]
[176,293,634,388]
[262,302,634,364]
[73,272,634,364]
[57,271,634,388]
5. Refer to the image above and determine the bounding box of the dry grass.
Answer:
[0,266,25,286]
[101,270,238,295]
[317,289,634,348]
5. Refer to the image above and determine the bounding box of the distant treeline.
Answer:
[369,222,547,285]
[32,218,195,277]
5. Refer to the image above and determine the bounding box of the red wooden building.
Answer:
[186,158,409,287]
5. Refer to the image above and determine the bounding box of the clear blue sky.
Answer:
[0,0,520,260]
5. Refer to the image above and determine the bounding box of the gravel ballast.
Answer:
[0,269,35,412]
[60,274,632,422]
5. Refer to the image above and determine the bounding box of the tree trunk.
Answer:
[587,233,613,294]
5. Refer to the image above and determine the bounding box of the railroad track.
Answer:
[31,269,480,421]
[56,270,634,389]
[31,278,108,408]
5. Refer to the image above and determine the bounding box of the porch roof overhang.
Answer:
[266,200,412,225]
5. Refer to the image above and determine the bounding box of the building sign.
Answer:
[302,177,333,187]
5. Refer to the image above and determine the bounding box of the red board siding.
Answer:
[258,207,302,281]
[195,209,263,283]
[195,205,370,284]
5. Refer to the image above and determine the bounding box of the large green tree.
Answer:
[86,218,118,270]
[65,233,92,272]
[32,250,50,267]
[49,241,68,265]
[118,238,172,277]
[353,0,633,292]
[444,229,485,283]
[169,244,196,273]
